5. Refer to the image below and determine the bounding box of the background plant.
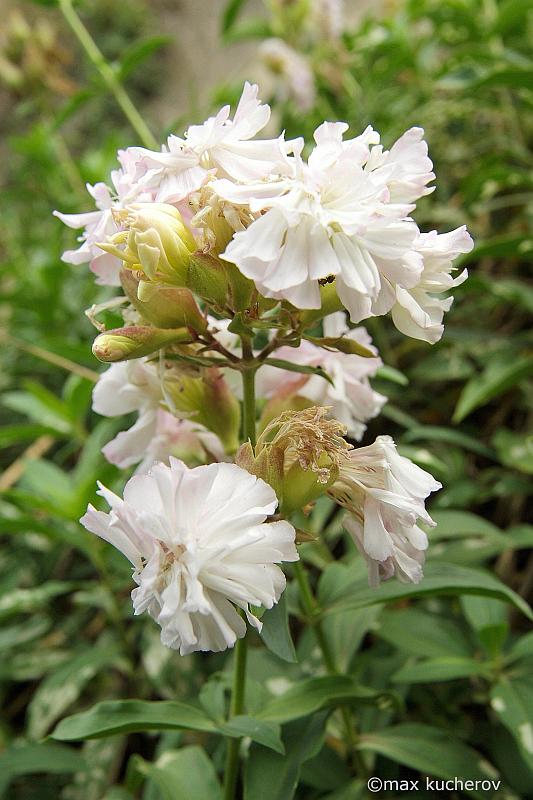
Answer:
[0,1,531,798]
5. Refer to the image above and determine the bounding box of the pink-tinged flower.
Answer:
[93,360,225,471]
[257,313,386,439]
[330,435,441,585]
[81,459,298,654]
[217,121,428,321]
[392,226,474,343]
[134,82,293,204]
[54,148,152,285]
[364,127,435,204]
[260,39,316,112]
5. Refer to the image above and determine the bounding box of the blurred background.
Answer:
[0,1,531,798]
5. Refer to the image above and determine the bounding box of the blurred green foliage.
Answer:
[0,0,531,798]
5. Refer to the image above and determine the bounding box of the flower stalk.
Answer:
[57,0,158,149]
[293,559,368,777]
[223,334,258,800]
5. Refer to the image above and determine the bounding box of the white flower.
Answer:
[54,148,151,286]
[330,435,441,585]
[392,226,474,343]
[80,459,298,654]
[217,121,429,321]
[260,39,316,112]
[256,312,386,439]
[134,82,292,203]
[93,360,225,471]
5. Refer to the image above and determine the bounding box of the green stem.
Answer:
[223,635,248,800]
[58,0,158,149]
[240,336,257,446]
[293,559,367,777]
[223,336,257,800]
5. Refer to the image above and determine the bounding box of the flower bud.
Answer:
[99,203,197,287]
[187,252,230,308]
[92,325,194,362]
[167,368,240,453]
[120,269,207,333]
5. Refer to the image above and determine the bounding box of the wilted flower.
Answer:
[237,406,352,514]
[217,121,434,321]
[392,226,474,343]
[257,312,386,439]
[134,82,293,203]
[81,459,298,654]
[329,436,441,585]
[54,149,152,285]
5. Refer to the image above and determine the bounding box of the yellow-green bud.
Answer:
[99,203,197,287]
[120,269,207,333]
[92,325,194,362]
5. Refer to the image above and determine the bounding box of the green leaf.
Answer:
[260,592,297,663]
[51,699,217,740]
[508,631,533,663]
[303,335,375,358]
[0,615,50,650]
[472,68,533,90]
[319,563,380,671]
[0,582,74,622]
[51,698,283,753]
[263,358,334,385]
[20,460,80,517]
[221,716,284,754]
[376,608,474,658]
[453,355,533,423]
[0,743,86,797]
[430,510,502,541]
[27,641,123,739]
[492,429,533,474]
[0,423,54,447]
[402,426,496,460]
[257,676,393,724]
[2,390,72,435]
[392,657,489,683]
[322,563,532,621]
[461,596,509,656]
[358,724,500,796]
[244,714,327,800]
[375,365,409,386]
[137,746,222,800]
[490,679,533,770]
[117,36,171,80]
[221,0,248,34]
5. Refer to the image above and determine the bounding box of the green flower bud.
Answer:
[167,368,240,454]
[92,325,194,362]
[120,269,207,333]
[99,203,196,287]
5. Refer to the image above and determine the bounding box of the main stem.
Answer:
[293,560,367,778]
[223,336,257,800]
[58,0,158,149]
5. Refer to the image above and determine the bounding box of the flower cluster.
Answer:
[56,83,470,653]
